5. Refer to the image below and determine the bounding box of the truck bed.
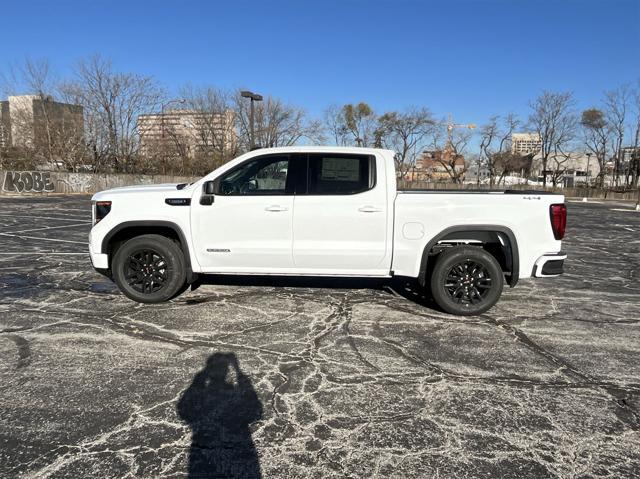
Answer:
[397,189,557,195]
[390,190,565,280]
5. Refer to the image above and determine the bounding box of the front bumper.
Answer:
[89,226,109,271]
[90,250,109,269]
[532,251,567,277]
[89,251,112,279]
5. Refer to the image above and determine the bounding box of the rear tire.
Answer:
[112,234,187,303]
[430,246,503,316]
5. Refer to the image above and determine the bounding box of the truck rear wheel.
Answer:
[112,234,187,303]
[430,246,503,316]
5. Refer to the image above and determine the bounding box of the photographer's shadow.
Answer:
[177,353,263,479]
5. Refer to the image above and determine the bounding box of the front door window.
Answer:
[216,155,290,196]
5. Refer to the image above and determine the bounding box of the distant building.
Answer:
[511,133,542,155]
[464,164,491,184]
[138,109,236,159]
[0,101,10,148]
[0,95,84,150]
[621,146,640,166]
[416,150,466,181]
[531,151,600,186]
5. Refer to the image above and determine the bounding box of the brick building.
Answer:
[415,150,466,181]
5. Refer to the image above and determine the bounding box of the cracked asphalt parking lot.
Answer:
[1,195,639,479]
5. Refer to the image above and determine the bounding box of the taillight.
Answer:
[95,201,112,224]
[550,204,567,240]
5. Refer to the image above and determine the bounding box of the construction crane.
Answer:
[413,115,476,182]
[442,114,476,147]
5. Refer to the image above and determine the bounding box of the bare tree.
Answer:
[428,125,472,184]
[375,107,434,178]
[1,57,57,98]
[478,114,519,186]
[343,102,377,146]
[492,151,531,185]
[547,149,572,187]
[180,85,238,173]
[61,54,165,173]
[580,108,609,187]
[604,85,631,186]
[631,82,640,186]
[0,58,85,170]
[323,104,351,146]
[323,102,377,147]
[234,92,323,151]
[528,91,577,187]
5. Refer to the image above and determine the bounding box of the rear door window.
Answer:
[306,154,375,195]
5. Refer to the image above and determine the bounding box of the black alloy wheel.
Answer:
[430,246,504,316]
[124,249,168,294]
[112,234,187,303]
[444,260,493,305]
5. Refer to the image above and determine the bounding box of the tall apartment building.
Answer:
[511,133,542,155]
[0,95,84,150]
[138,109,236,158]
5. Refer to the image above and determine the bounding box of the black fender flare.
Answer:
[100,220,197,283]
[418,225,519,288]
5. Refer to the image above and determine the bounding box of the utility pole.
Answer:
[585,152,592,187]
[240,91,263,150]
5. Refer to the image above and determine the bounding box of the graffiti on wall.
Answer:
[3,171,55,192]
[57,173,94,193]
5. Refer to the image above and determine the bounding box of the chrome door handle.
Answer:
[265,205,288,212]
[358,205,382,213]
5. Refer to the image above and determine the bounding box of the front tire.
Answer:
[430,246,503,316]
[112,234,187,303]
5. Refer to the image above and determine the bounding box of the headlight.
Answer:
[93,201,112,225]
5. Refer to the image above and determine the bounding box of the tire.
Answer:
[429,246,503,316]
[112,234,187,303]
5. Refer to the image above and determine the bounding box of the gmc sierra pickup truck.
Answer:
[89,146,567,315]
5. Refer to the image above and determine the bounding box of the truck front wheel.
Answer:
[430,246,503,316]
[112,234,187,303]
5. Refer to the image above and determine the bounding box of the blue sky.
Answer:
[1,0,638,126]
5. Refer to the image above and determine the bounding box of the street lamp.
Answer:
[585,152,592,187]
[160,99,186,175]
[240,90,263,150]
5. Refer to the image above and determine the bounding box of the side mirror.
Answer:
[201,181,215,205]
[203,181,215,195]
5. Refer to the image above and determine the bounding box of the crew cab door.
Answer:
[190,154,296,272]
[292,153,391,275]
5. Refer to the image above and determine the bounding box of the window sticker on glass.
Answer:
[321,158,360,181]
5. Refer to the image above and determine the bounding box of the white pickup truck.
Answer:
[89,146,567,315]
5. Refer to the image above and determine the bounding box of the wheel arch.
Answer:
[418,225,519,288]
[101,221,197,283]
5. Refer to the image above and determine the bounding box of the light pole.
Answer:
[585,152,592,187]
[240,90,263,150]
[160,99,186,175]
